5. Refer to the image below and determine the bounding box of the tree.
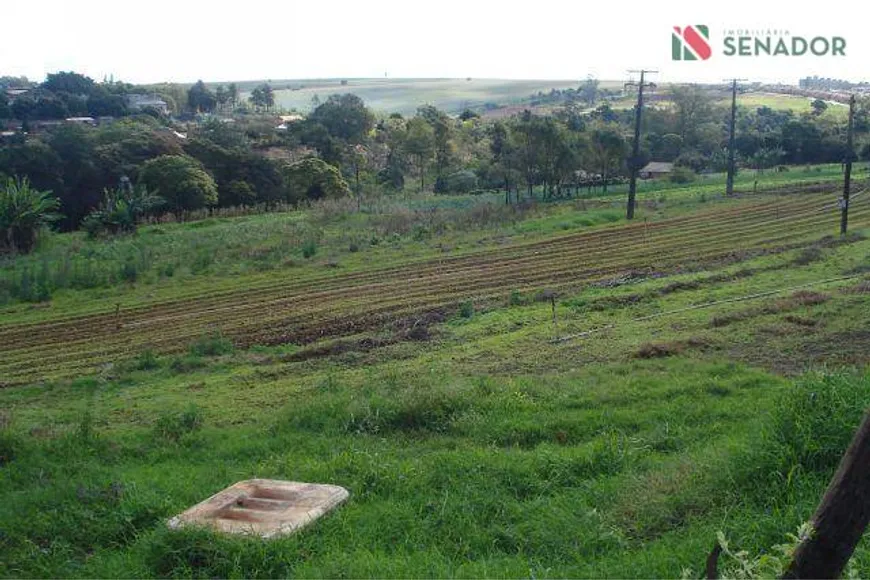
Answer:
[670,84,714,148]
[579,77,600,106]
[749,147,784,173]
[87,86,128,117]
[187,80,216,113]
[489,121,517,203]
[512,110,542,198]
[282,158,350,203]
[10,96,36,121]
[376,116,409,191]
[0,176,60,253]
[184,136,284,207]
[403,117,435,191]
[0,98,10,120]
[811,98,828,116]
[93,118,184,183]
[309,94,374,144]
[586,127,626,193]
[41,71,95,96]
[35,96,69,119]
[227,83,239,110]
[215,85,229,112]
[416,105,452,191]
[45,123,104,228]
[249,83,274,112]
[138,155,218,213]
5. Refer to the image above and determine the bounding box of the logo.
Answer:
[672,25,712,61]
[671,25,847,61]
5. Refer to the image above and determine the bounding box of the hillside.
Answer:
[2,171,870,576]
[250,78,595,115]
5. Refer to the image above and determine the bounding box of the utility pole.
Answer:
[724,78,747,196]
[841,94,856,235]
[625,70,657,220]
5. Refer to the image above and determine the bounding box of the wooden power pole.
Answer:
[783,410,870,578]
[841,94,856,236]
[725,78,747,196]
[625,70,657,220]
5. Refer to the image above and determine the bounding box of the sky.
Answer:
[2,0,867,86]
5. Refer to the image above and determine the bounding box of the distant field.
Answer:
[252,78,604,115]
[723,92,849,119]
[607,90,850,120]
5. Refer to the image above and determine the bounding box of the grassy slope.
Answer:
[2,174,870,577]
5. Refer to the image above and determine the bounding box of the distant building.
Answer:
[5,88,30,100]
[639,162,674,179]
[65,116,96,125]
[126,94,170,115]
[276,114,304,130]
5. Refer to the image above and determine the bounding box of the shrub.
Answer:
[301,239,317,258]
[444,170,479,193]
[459,300,474,319]
[169,355,206,374]
[154,405,203,442]
[509,290,527,306]
[189,333,234,357]
[82,184,163,238]
[0,176,60,253]
[668,166,696,184]
[133,349,160,371]
[0,412,16,466]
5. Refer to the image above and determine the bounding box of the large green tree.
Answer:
[403,117,435,191]
[41,71,95,96]
[416,105,452,192]
[187,80,216,113]
[586,127,626,193]
[309,94,374,144]
[282,158,350,203]
[138,155,218,213]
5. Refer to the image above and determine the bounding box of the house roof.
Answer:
[126,94,168,106]
[640,161,674,173]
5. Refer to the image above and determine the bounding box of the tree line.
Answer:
[2,72,869,255]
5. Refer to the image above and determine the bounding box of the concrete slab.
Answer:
[167,479,349,538]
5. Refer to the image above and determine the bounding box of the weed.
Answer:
[508,290,527,306]
[133,349,160,371]
[120,259,138,283]
[189,333,234,357]
[0,411,15,466]
[302,239,318,258]
[169,355,206,374]
[154,404,203,442]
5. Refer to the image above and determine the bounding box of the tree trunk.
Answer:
[419,155,425,191]
[783,411,870,579]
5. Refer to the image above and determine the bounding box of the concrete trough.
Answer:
[167,479,349,539]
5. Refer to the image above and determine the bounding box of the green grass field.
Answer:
[2,169,870,577]
[721,92,849,120]
[260,78,588,115]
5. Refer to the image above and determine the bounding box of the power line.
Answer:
[625,69,657,220]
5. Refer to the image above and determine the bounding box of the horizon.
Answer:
[3,0,867,87]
